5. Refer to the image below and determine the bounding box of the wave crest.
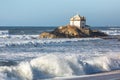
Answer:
[0,54,120,80]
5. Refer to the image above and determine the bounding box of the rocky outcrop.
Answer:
[39,32,56,38]
[39,25,108,38]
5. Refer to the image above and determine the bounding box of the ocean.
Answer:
[0,26,120,80]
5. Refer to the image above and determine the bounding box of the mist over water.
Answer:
[0,26,120,80]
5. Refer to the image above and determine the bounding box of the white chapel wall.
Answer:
[74,21,80,27]
[70,21,74,26]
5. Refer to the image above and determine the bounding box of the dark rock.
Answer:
[39,25,108,38]
[91,30,108,37]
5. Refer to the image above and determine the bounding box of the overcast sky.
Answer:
[0,0,120,26]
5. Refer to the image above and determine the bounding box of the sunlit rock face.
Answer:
[39,32,57,38]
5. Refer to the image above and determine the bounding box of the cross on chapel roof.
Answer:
[70,14,86,21]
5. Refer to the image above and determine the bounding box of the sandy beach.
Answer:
[54,70,120,80]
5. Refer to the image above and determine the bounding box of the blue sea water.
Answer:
[0,26,120,80]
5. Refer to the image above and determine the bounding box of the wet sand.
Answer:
[54,70,120,80]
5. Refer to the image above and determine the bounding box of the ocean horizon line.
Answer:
[0,26,120,28]
[0,26,58,27]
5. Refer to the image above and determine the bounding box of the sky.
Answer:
[0,0,120,26]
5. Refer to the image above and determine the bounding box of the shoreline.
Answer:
[54,70,120,80]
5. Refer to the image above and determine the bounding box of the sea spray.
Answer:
[0,54,120,80]
[15,62,33,80]
[83,55,120,74]
[30,54,74,77]
[0,62,33,80]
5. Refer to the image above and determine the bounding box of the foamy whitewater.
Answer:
[0,27,120,80]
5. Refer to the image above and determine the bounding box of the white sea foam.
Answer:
[0,62,33,80]
[101,30,120,35]
[0,30,9,38]
[0,38,101,47]
[0,53,120,80]
[8,35,39,39]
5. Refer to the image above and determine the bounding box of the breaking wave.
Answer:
[0,30,9,38]
[101,29,120,35]
[1,38,101,47]
[0,54,120,80]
